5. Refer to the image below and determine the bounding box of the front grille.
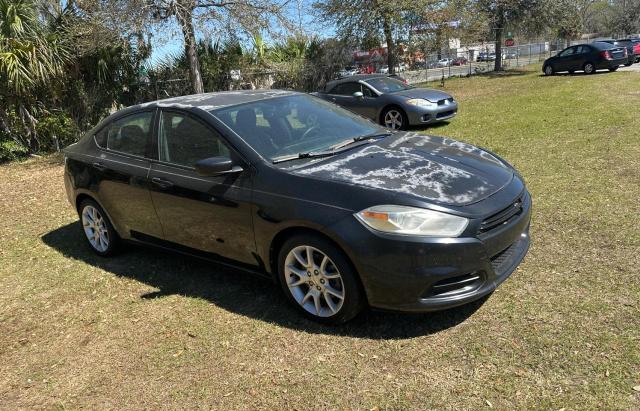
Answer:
[490,242,518,273]
[479,196,523,234]
[436,110,456,119]
[423,271,483,298]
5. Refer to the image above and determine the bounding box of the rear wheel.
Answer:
[543,65,554,76]
[583,62,595,74]
[277,234,365,324]
[382,107,408,130]
[79,199,119,256]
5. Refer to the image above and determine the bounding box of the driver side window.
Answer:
[158,111,230,168]
[331,83,361,96]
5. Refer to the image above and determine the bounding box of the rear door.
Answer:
[93,110,163,238]
[148,109,255,265]
[574,45,591,68]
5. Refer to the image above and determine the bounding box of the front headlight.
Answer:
[355,205,469,237]
[406,98,437,108]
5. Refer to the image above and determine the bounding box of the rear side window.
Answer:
[576,45,591,54]
[158,111,230,168]
[98,112,153,157]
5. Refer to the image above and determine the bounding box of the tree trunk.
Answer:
[175,1,204,94]
[382,13,395,75]
[494,12,504,71]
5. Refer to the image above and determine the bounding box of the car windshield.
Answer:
[211,94,383,161]
[363,77,412,93]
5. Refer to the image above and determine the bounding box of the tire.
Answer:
[78,198,120,256]
[381,106,408,130]
[277,234,365,324]
[625,62,633,67]
[543,65,554,76]
[583,62,595,74]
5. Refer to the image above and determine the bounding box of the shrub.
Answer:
[35,112,81,152]
[0,139,29,163]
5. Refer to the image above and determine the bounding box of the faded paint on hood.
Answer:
[293,132,513,206]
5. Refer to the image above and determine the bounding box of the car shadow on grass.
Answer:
[42,222,488,340]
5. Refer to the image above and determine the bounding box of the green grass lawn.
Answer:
[1,66,639,409]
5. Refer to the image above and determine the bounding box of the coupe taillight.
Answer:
[634,44,640,54]
[600,50,612,60]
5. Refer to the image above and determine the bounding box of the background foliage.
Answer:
[1,0,639,162]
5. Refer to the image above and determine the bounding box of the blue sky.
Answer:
[149,0,334,65]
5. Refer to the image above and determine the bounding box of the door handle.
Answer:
[151,177,174,189]
[92,162,107,171]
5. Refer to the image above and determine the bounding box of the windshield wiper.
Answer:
[272,151,334,164]
[329,132,392,151]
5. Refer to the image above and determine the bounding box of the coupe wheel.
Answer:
[382,107,408,130]
[543,65,554,76]
[583,62,595,74]
[79,199,119,256]
[278,235,364,324]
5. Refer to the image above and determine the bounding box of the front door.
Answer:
[148,109,255,265]
[327,82,373,120]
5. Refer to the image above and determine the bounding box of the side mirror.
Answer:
[194,156,240,176]
[353,91,364,99]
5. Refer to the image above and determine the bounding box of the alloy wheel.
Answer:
[284,245,345,317]
[82,205,109,252]
[584,63,594,74]
[384,110,403,130]
[544,65,553,75]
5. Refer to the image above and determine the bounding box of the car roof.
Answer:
[133,89,300,112]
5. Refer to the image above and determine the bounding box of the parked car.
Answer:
[338,66,358,77]
[436,58,452,67]
[63,90,531,324]
[601,39,636,66]
[542,42,628,75]
[378,65,390,74]
[504,50,518,59]
[452,57,468,66]
[313,74,458,130]
[477,52,496,62]
[628,38,640,62]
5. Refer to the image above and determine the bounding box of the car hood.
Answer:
[392,88,452,102]
[291,132,514,206]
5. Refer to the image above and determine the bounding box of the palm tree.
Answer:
[0,0,69,151]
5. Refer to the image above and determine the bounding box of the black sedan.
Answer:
[543,42,627,75]
[63,91,531,324]
[313,75,457,130]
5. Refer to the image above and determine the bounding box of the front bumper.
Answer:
[406,101,458,125]
[328,189,532,312]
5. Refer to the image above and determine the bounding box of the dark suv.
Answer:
[601,39,636,66]
[543,42,628,75]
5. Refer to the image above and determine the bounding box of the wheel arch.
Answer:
[74,191,126,238]
[378,104,406,125]
[268,226,369,304]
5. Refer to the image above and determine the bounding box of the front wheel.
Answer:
[277,234,365,324]
[543,65,554,76]
[382,107,408,130]
[79,199,120,256]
